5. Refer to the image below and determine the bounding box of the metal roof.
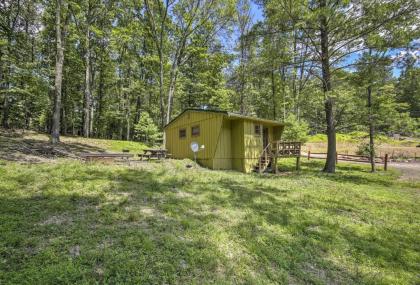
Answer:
[164,108,286,129]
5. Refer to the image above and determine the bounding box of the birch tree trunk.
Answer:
[51,0,65,144]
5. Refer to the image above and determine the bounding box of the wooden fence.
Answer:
[306,151,389,171]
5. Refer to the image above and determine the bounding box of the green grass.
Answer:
[71,136,150,153]
[0,159,419,284]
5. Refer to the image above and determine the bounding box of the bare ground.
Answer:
[0,129,105,163]
[391,161,420,181]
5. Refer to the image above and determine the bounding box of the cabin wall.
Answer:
[243,120,264,173]
[165,111,223,168]
[242,122,281,173]
[212,119,232,170]
[273,126,284,141]
[230,120,244,172]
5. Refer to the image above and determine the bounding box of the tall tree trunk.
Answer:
[367,84,375,172]
[51,0,65,144]
[320,0,336,173]
[2,94,10,129]
[61,78,67,135]
[158,51,165,128]
[280,66,286,120]
[83,26,91,138]
[96,62,104,137]
[239,42,246,115]
[135,95,141,124]
[292,31,298,117]
[271,68,276,120]
[166,64,178,124]
[126,113,130,141]
[2,34,13,129]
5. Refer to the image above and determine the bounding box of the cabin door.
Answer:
[263,127,269,149]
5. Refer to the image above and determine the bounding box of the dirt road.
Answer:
[390,161,420,181]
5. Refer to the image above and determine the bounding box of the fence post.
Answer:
[296,156,300,171]
[274,156,278,174]
[384,154,388,171]
[308,151,311,160]
[335,152,338,164]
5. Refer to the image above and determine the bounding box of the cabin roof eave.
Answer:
[164,108,287,129]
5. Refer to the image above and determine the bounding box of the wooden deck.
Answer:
[256,141,302,173]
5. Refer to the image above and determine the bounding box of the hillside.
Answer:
[0,129,147,163]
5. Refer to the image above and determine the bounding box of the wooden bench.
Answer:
[80,153,134,163]
[138,149,172,160]
[138,153,151,161]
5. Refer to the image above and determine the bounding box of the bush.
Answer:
[356,141,380,156]
[134,112,160,145]
[282,115,309,142]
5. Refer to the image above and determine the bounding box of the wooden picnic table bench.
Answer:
[139,149,169,160]
[80,153,134,162]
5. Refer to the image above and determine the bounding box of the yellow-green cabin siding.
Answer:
[164,110,285,173]
[213,119,233,170]
[230,120,244,172]
[165,111,223,168]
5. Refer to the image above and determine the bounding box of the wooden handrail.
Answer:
[259,142,272,173]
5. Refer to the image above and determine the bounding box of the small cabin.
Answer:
[164,109,286,173]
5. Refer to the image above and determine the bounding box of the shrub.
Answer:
[282,115,309,142]
[356,141,380,156]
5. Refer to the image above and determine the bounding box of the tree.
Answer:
[397,55,420,118]
[144,0,235,128]
[134,112,160,145]
[51,0,67,144]
[281,114,309,142]
[259,0,419,172]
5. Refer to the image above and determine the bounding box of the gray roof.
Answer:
[164,108,286,128]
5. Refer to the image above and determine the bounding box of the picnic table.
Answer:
[139,149,170,160]
[80,153,133,162]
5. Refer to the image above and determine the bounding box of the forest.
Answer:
[1,0,419,173]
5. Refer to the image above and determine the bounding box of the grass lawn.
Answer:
[0,158,419,284]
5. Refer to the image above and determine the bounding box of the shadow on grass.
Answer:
[0,163,418,284]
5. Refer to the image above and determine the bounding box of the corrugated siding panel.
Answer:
[243,120,263,173]
[165,111,223,169]
[213,119,232,169]
[273,126,284,140]
[230,120,244,172]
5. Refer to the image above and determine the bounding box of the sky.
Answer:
[234,1,415,78]
[250,2,263,23]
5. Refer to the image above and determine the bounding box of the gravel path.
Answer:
[390,161,420,181]
[302,152,419,181]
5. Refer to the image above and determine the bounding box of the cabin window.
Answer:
[254,124,261,136]
[179,128,186,139]
[191,125,200,137]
